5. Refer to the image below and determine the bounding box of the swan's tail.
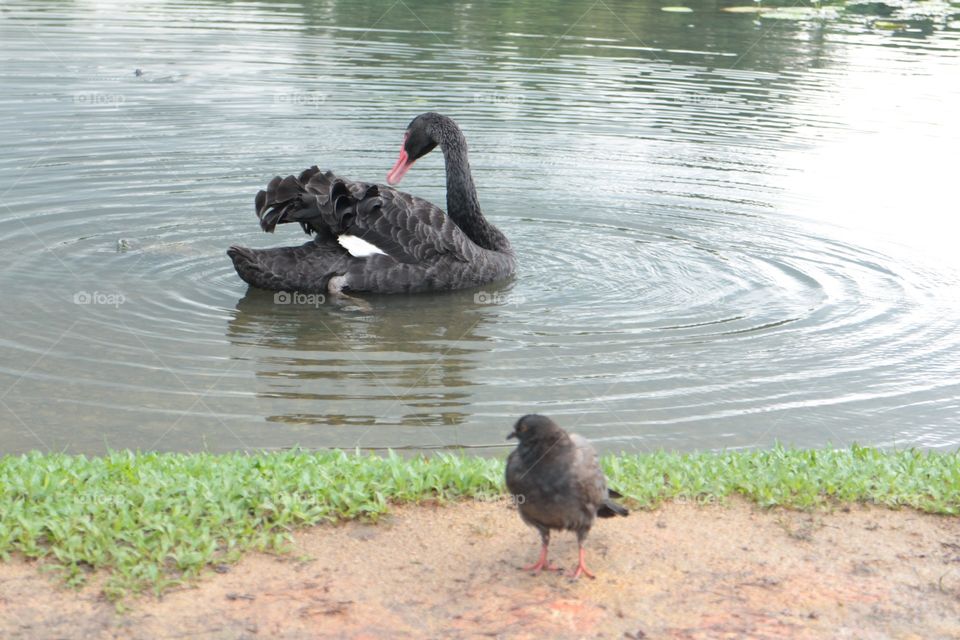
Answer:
[229,168,392,292]
[227,242,348,293]
[255,167,381,237]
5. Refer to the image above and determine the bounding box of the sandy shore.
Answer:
[1,498,959,639]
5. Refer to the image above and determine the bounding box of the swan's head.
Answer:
[386,112,446,186]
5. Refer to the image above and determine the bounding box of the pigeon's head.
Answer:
[507,414,566,445]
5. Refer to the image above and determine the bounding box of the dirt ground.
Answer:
[1,498,959,639]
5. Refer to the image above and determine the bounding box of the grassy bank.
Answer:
[1,446,958,599]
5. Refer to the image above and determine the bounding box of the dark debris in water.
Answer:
[845,2,898,16]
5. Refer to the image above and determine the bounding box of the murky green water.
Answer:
[1,0,959,454]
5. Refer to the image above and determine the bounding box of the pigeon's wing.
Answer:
[570,434,628,518]
[569,434,608,508]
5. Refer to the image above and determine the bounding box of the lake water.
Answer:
[1,0,959,455]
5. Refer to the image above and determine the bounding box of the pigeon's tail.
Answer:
[597,490,629,518]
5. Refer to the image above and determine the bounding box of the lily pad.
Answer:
[760,7,842,20]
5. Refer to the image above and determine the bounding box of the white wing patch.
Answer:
[337,234,387,258]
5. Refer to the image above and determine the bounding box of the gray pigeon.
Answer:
[505,414,628,579]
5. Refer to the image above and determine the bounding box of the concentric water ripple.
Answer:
[2,0,959,454]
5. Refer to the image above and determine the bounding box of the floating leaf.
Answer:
[760,7,841,20]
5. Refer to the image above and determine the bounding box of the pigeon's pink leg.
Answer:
[523,543,561,572]
[569,545,596,579]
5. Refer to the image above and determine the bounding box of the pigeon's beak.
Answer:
[506,431,517,440]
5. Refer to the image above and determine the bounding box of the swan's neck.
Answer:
[441,133,510,253]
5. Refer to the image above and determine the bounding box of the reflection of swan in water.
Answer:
[226,289,498,437]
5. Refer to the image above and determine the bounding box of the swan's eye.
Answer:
[405,129,438,161]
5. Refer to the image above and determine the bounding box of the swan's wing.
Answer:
[255,167,468,265]
[354,187,469,264]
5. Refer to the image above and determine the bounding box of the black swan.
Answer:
[227,113,515,294]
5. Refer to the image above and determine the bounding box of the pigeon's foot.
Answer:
[522,544,562,573]
[569,546,596,580]
[524,559,562,573]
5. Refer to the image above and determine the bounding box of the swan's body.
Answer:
[228,113,515,294]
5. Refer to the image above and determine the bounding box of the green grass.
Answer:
[0,446,958,600]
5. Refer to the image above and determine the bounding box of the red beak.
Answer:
[386,133,414,186]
